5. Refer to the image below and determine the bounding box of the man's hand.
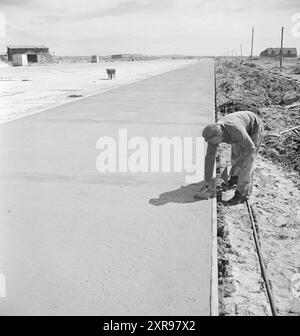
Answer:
[196,178,216,193]
[204,179,213,190]
[194,179,216,200]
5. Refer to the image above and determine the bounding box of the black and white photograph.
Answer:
[0,0,299,320]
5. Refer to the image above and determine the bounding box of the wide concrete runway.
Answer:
[0,60,216,315]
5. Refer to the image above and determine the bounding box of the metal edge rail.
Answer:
[245,200,278,316]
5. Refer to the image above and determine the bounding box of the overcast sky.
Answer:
[0,0,299,56]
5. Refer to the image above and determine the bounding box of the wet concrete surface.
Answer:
[0,60,215,315]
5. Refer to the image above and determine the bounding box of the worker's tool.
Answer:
[194,179,217,200]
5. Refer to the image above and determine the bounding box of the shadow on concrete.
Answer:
[149,180,216,206]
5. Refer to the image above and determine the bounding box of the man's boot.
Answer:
[224,190,247,206]
[221,176,238,190]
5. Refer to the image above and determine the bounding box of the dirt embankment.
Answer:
[216,60,300,316]
[217,61,300,180]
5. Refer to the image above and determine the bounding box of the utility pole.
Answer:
[240,44,243,63]
[279,26,284,69]
[250,26,254,62]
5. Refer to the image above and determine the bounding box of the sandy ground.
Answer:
[216,59,300,316]
[218,145,300,316]
[252,159,300,315]
[218,146,271,316]
[0,59,196,124]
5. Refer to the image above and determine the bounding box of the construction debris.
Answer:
[216,61,300,181]
[294,65,300,75]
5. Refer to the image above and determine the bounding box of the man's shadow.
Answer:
[149,180,216,206]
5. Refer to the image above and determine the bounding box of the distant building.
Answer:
[260,47,297,58]
[7,45,50,63]
[111,54,144,61]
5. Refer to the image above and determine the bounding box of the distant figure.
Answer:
[106,69,116,79]
[196,111,264,205]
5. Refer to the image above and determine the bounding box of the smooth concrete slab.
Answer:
[0,60,215,315]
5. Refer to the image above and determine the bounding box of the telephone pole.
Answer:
[240,44,243,63]
[250,26,254,62]
[279,27,284,69]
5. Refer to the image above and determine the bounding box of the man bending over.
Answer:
[196,111,264,206]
